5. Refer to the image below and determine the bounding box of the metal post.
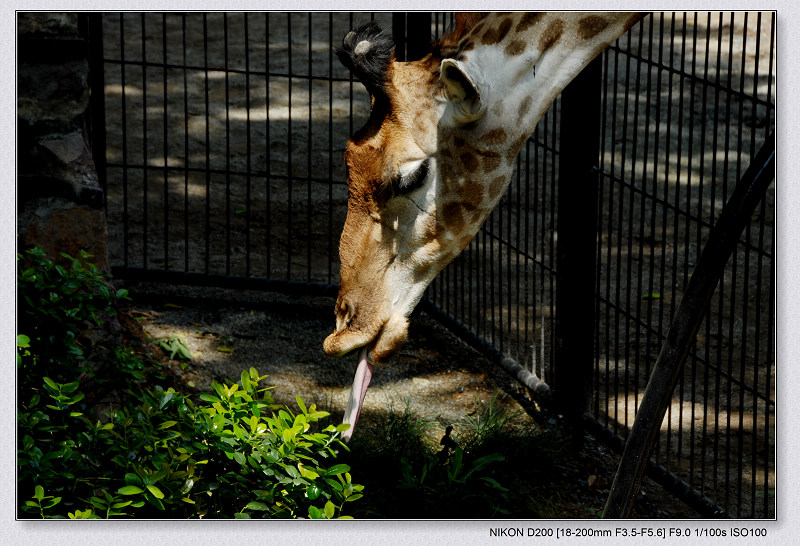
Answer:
[85,13,108,196]
[392,12,431,62]
[554,57,603,425]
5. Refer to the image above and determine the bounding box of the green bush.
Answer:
[17,248,362,519]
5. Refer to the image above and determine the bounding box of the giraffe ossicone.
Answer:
[325,12,643,440]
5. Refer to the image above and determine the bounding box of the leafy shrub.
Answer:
[17,248,362,519]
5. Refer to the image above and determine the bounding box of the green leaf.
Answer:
[217,346,234,353]
[325,464,350,476]
[245,501,269,511]
[241,370,252,391]
[34,485,44,501]
[282,428,297,443]
[146,485,165,499]
[118,485,144,495]
[296,395,307,415]
[324,500,335,519]
[306,484,322,500]
[199,393,220,404]
[298,463,319,480]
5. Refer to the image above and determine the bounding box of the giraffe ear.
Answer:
[440,58,486,125]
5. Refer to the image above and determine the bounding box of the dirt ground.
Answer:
[118,280,694,519]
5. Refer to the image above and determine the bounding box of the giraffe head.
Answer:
[323,16,518,365]
[323,13,642,439]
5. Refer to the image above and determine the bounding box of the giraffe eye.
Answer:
[394,158,430,194]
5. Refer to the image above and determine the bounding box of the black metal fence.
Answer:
[91,12,775,518]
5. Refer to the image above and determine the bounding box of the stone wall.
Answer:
[17,12,109,272]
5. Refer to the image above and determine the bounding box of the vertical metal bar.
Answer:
[393,12,431,62]
[244,14,252,276]
[734,12,749,515]
[698,12,713,498]
[596,45,610,420]
[182,14,190,273]
[685,11,700,491]
[266,12,272,277]
[671,12,688,470]
[622,23,639,431]
[202,14,210,274]
[87,14,108,197]
[287,13,293,281]
[392,13,407,62]
[406,12,431,61]
[328,13,334,284]
[224,13,232,275]
[658,12,675,466]
[348,12,354,138]
[141,13,149,269]
[710,13,725,508]
[548,102,557,384]
[553,56,602,422]
[618,24,636,432]
[307,12,313,282]
[764,229,774,517]
[118,14,130,269]
[162,14,169,271]
[632,17,647,419]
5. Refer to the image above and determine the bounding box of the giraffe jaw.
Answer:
[323,309,411,364]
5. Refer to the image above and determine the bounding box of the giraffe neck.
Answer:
[447,12,639,154]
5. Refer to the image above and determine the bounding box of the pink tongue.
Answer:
[341,346,374,442]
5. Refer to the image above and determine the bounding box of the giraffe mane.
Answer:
[336,21,395,98]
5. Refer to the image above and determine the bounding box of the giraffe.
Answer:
[323,12,644,440]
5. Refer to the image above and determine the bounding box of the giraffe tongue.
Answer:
[341,346,373,442]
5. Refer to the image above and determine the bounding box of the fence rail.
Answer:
[91,11,776,518]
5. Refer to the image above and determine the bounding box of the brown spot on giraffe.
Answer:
[538,19,564,52]
[480,16,513,45]
[478,150,502,173]
[460,152,479,173]
[519,95,533,120]
[516,12,543,33]
[478,128,508,147]
[461,179,485,209]
[578,15,610,40]
[441,201,466,234]
[488,175,507,200]
[504,39,527,56]
[491,100,505,118]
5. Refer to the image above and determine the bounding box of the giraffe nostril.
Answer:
[337,299,356,331]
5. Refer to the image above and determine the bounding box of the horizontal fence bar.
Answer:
[112,267,339,298]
